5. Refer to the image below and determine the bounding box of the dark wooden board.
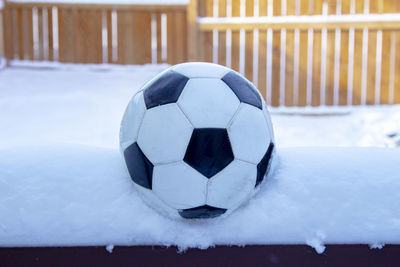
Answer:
[1,245,400,267]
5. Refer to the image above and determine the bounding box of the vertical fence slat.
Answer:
[88,10,103,64]
[271,0,281,106]
[3,6,15,60]
[187,0,199,61]
[0,6,2,59]
[37,7,44,60]
[47,7,53,61]
[167,10,188,64]
[324,28,335,105]
[380,30,391,104]
[197,0,213,63]
[338,0,350,105]
[395,1,400,104]
[258,0,268,101]
[244,0,254,82]
[394,30,400,104]
[0,6,3,60]
[106,9,112,63]
[175,10,187,64]
[284,29,294,106]
[366,29,377,104]
[136,11,152,64]
[339,29,349,105]
[377,0,389,104]
[311,0,322,106]
[117,10,135,64]
[344,0,353,105]
[230,0,240,71]
[17,8,24,59]
[76,9,102,64]
[117,9,152,64]
[58,8,76,62]
[352,29,363,105]
[166,11,175,63]
[296,0,309,106]
[25,8,33,60]
[218,0,226,66]
[355,0,363,13]
[284,0,295,106]
[156,12,162,63]
[324,0,337,106]
[201,30,213,62]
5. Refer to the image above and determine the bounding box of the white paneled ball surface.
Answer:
[120,62,275,219]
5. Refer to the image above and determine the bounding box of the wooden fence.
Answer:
[1,0,400,106]
[1,2,187,64]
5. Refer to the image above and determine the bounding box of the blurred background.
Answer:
[0,0,399,149]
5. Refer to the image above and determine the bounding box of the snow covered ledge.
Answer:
[0,145,399,253]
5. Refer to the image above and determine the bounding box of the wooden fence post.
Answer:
[187,0,199,61]
[0,0,5,63]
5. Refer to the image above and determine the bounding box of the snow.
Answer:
[271,106,400,148]
[106,244,114,253]
[0,146,399,250]
[369,243,385,250]
[198,13,400,25]
[1,62,400,250]
[1,60,400,149]
[0,62,168,149]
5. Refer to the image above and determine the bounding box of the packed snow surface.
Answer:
[0,146,399,249]
[1,62,400,249]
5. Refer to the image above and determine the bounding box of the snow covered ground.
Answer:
[0,62,400,251]
[1,61,399,149]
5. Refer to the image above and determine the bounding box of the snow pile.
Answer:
[271,106,400,148]
[0,145,399,250]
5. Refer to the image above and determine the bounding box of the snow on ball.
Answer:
[120,62,275,220]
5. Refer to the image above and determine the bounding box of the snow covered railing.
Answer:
[197,14,400,30]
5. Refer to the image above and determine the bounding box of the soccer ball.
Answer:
[120,62,275,219]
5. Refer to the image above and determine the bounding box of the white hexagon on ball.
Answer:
[137,103,193,165]
[178,78,240,128]
[152,162,208,210]
[207,160,257,210]
[228,103,273,165]
[119,91,147,152]
[172,62,231,78]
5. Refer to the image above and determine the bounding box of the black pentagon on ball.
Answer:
[178,205,227,219]
[123,142,154,189]
[184,128,234,178]
[221,71,262,109]
[255,142,275,187]
[143,70,189,109]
